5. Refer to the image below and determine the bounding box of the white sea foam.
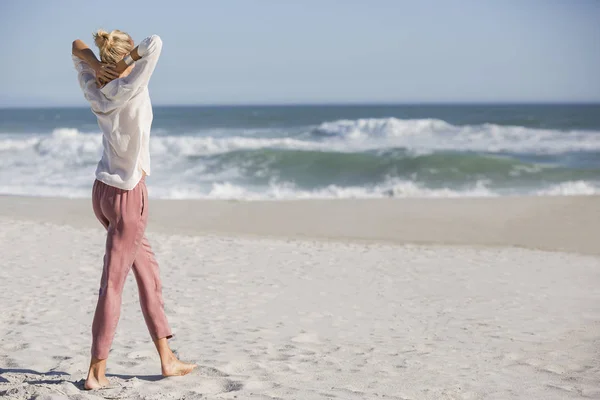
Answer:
[535,181,600,196]
[149,135,323,156]
[2,178,597,200]
[128,178,598,200]
[314,118,600,153]
[150,179,599,200]
[195,179,498,200]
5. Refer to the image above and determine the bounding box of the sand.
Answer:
[0,195,599,399]
[0,195,599,256]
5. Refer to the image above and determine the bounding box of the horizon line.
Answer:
[1,101,600,110]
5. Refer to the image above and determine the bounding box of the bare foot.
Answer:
[84,374,110,390]
[161,355,197,377]
[84,357,109,390]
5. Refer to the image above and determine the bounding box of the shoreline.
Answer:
[1,194,598,256]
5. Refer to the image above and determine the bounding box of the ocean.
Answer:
[1,104,599,199]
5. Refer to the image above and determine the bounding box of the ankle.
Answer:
[88,358,107,376]
[159,350,176,364]
[87,369,104,379]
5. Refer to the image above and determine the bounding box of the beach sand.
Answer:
[0,195,599,399]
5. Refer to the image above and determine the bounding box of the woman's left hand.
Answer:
[95,63,119,87]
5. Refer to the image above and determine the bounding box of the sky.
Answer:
[0,0,599,107]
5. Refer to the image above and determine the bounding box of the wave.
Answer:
[3,118,600,162]
[4,117,600,159]
[1,128,596,183]
[311,118,600,154]
[0,122,599,200]
[200,148,600,189]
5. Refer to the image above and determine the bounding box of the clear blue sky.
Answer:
[1,0,599,107]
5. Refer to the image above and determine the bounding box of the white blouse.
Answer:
[73,34,163,190]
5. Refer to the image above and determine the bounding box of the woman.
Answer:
[71,29,196,390]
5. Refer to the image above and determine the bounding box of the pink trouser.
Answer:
[91,177,172,359]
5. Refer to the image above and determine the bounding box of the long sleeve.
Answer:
[72,55,95,87]
[100,35,163,104]
[72,55,109,113]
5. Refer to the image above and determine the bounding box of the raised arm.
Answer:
[72,40,118,86]
[114,47,141,74]
[110,35,163,93]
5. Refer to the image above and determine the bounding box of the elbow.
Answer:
[138,35,163,57]
[150,35,163,52]
[72,39,80,54]
[150,34,162,45]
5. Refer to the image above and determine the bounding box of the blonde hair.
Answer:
[93,29,134,64]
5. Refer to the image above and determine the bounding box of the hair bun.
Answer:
[93,29,112,49]
[93,28,134,64]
